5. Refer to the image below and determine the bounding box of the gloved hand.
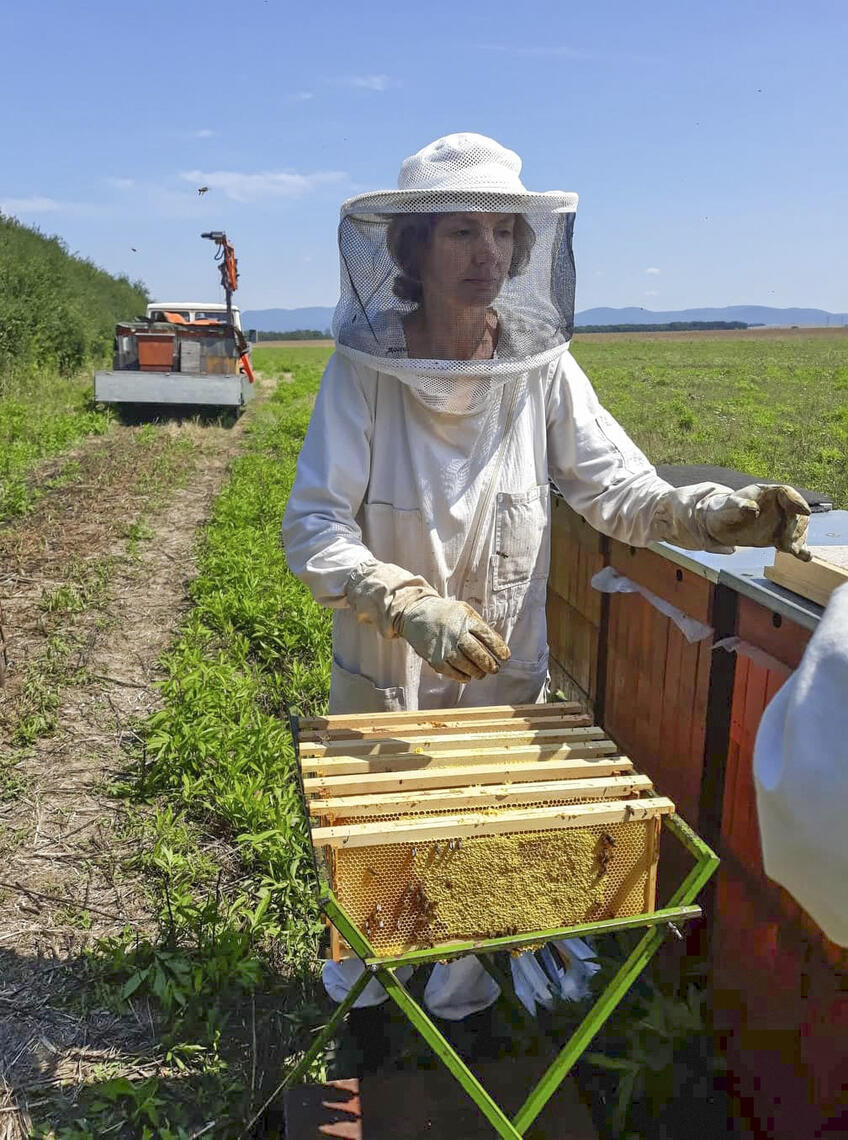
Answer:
[396,594,510,682]
[344,559,510,682]
[702,484,811,561]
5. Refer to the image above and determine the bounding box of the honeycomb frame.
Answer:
[296,703,673,960]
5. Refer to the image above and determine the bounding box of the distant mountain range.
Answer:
[573,305,848,327]
[241,304,848,334]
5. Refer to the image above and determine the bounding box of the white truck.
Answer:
[94,234,256,410]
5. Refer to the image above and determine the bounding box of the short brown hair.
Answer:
[386,212,536,304]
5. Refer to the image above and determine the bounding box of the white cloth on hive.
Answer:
[754,581,848,946]
[423,956,501,1020]
[591,566,714,644]
[321,955,499,1018]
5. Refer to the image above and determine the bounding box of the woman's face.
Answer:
[419,212,515,309]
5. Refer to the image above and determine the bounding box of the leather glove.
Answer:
[702,484,811,561]
[395,594,510,682]
[344,560,510,683]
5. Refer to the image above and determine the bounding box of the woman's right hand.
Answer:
[344,559,510,682]
[397,595,510,682]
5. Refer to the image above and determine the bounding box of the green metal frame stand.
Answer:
[284,813,718,1139]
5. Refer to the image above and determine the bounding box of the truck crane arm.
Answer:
[201,231,255,384]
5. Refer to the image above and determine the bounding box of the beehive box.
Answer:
[297,703,674,959]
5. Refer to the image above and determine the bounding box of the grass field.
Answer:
[0,369,114,522]
[0,332,844,1138]
[571,332,848,508]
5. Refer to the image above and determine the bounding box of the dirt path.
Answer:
[0,395,268,1134]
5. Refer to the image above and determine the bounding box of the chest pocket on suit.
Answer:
[491,484,551,592]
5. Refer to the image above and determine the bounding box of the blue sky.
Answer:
[2,0,846,314]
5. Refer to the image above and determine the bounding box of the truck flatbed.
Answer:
[94,370,254,408]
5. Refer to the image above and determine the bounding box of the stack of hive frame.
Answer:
[297,703,674,959]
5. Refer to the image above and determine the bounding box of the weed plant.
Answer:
[0,752,26,803]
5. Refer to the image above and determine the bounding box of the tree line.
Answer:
[253,320,753,342]
[575,321,749,333]
[252,329,332,342]
[0,213,148,382]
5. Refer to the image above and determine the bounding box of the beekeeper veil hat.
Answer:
[333,133,578,414]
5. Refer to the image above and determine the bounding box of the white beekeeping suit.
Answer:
[283,133,810,1017]
[754,582,848,947]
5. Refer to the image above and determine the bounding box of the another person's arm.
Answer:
[545,353,809,559]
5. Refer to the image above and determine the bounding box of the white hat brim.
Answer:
[341,188,578,218]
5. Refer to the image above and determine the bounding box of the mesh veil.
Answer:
[332,135,578,415]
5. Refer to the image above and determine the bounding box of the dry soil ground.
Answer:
[0,393,267,1136]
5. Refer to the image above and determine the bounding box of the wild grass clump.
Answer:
[0,373,113,521]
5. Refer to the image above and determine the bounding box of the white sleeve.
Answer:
[545,351,734,552]
[282,352,376,607]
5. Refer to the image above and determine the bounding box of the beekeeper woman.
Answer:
[283,133,810,1018]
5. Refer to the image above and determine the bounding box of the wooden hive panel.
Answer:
[609,541,713,625]
[546,589,600,703]
[736,595,811,671]
[603,581,712,825]
[298,720,600,757]
[298,702,583,734]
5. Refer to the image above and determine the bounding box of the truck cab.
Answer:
[145,302,243,331]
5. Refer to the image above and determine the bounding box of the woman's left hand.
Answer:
[703,484,811,560]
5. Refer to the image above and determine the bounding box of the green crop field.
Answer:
[571,332,848,508]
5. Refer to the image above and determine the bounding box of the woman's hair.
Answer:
[386,212,536,304]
